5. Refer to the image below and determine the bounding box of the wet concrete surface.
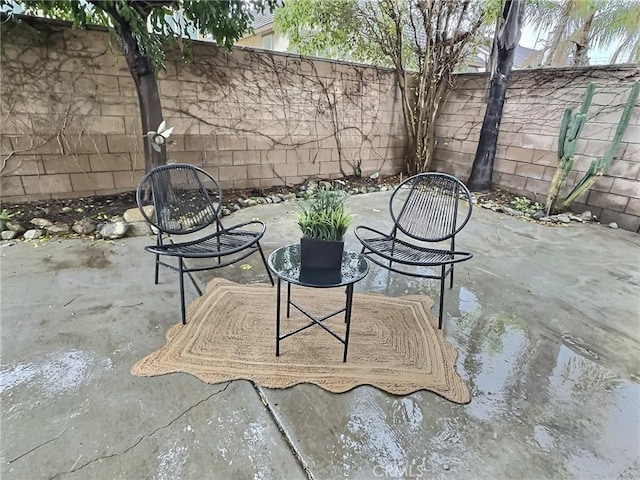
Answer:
[1,190,639,479]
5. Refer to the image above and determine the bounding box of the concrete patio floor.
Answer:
[1,190,639,480]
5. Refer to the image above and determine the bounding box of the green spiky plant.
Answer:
[296,187,352,241]
[546,81,639,214]
[545,83,595,214]
[558,81,640,211]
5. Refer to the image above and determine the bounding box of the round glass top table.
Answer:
[267,244,369,362]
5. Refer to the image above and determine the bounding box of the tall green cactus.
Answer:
[559,80,640,210]
[545,83,595,214]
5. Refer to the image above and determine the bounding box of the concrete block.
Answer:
[521,133,554,150]
[584,139,613,157]
[607,160,640,180]
[298,163,320,177]
[89,154,133,172]
[261,150,287,165]
[532,150,558,166]
[233,178,260,189]
[160,79,198,98]
[44,155,91,174]
[505,146,534,163]
[273,163,297,178]
[587,190,629,212]
[247,164,274,180]
[113,170,144,189]
[610,177,640,198]
[0,175,25,197]
[217,136,247,151]
[496,159,517,175]
[2,156,43,176]
[106,135,143,153]
[185,135,216,152]
[525,178,550,196]
[218,166,248,181]
[22,174,72,195]
[599,209,640,232]
[591,176,614,193]
[261,177,286,188]
[516,163,546,180]
[247,136,273,150]
[204,151,233,167]
[625,197,640,216]
[499,174,527,191]
[233,151,259,166]
[69,171,115,191]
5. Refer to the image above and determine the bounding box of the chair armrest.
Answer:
[223,219,267,234]
[354,225,391,242]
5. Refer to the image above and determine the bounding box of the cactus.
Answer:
[545,83,595,214]
[559,81,640,210]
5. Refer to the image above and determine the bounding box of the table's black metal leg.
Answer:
[343,284,354,362]
[344,287,348,323]
[287,281,291,318]
[276,277,281,356]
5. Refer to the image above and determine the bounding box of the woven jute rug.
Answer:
[132,278,470,403]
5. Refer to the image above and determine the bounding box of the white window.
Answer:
[262,33,273,50]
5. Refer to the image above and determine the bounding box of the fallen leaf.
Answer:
[240,264,252,270]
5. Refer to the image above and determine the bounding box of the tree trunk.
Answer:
[573,11,595,66]
[467,0,525,192]
[115,15,166,173]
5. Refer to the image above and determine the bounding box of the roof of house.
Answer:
[251,10,275,30]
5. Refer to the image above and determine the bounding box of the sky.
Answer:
[520,24,616,65]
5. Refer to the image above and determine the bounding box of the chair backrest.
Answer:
[390,173,473,242]
[136,163,222,235]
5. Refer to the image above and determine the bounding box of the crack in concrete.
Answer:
[254,385,315,480]
[46,382,231,480]
[8,428,69,464]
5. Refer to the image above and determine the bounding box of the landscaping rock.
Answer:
[609,222,619,229]
[99,221,129,239]
[1,230,18,240]
[46,222,71,235]
[127,222,153,237]
[580,211,593,222]
[503,207,523,217]
[72,217,97,235]
[531,210,546,221]
[5,221,26,234]
[30,217,52,228]
[271,196,282,204]
[556,214,571,224]
[24,229,44,240]
[123,205,154,223]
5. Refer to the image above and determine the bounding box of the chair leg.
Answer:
[449,264,454,289]
[154,254,160,285]
[154,234,162,285]
[258,242,274,286]
[178,257,187,325]
[438,265,446,330]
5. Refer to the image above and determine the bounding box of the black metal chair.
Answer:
[355,173,473,329]
[136,163,274,324]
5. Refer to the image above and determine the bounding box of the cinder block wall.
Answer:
[433,66,640,231]
[2,16,639,231]
[1,16,406,202]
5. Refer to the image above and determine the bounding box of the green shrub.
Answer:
[296,187,352,241]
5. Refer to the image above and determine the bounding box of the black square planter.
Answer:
[300,236,344,271]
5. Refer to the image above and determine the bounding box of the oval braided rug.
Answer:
[132,278,470,404]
